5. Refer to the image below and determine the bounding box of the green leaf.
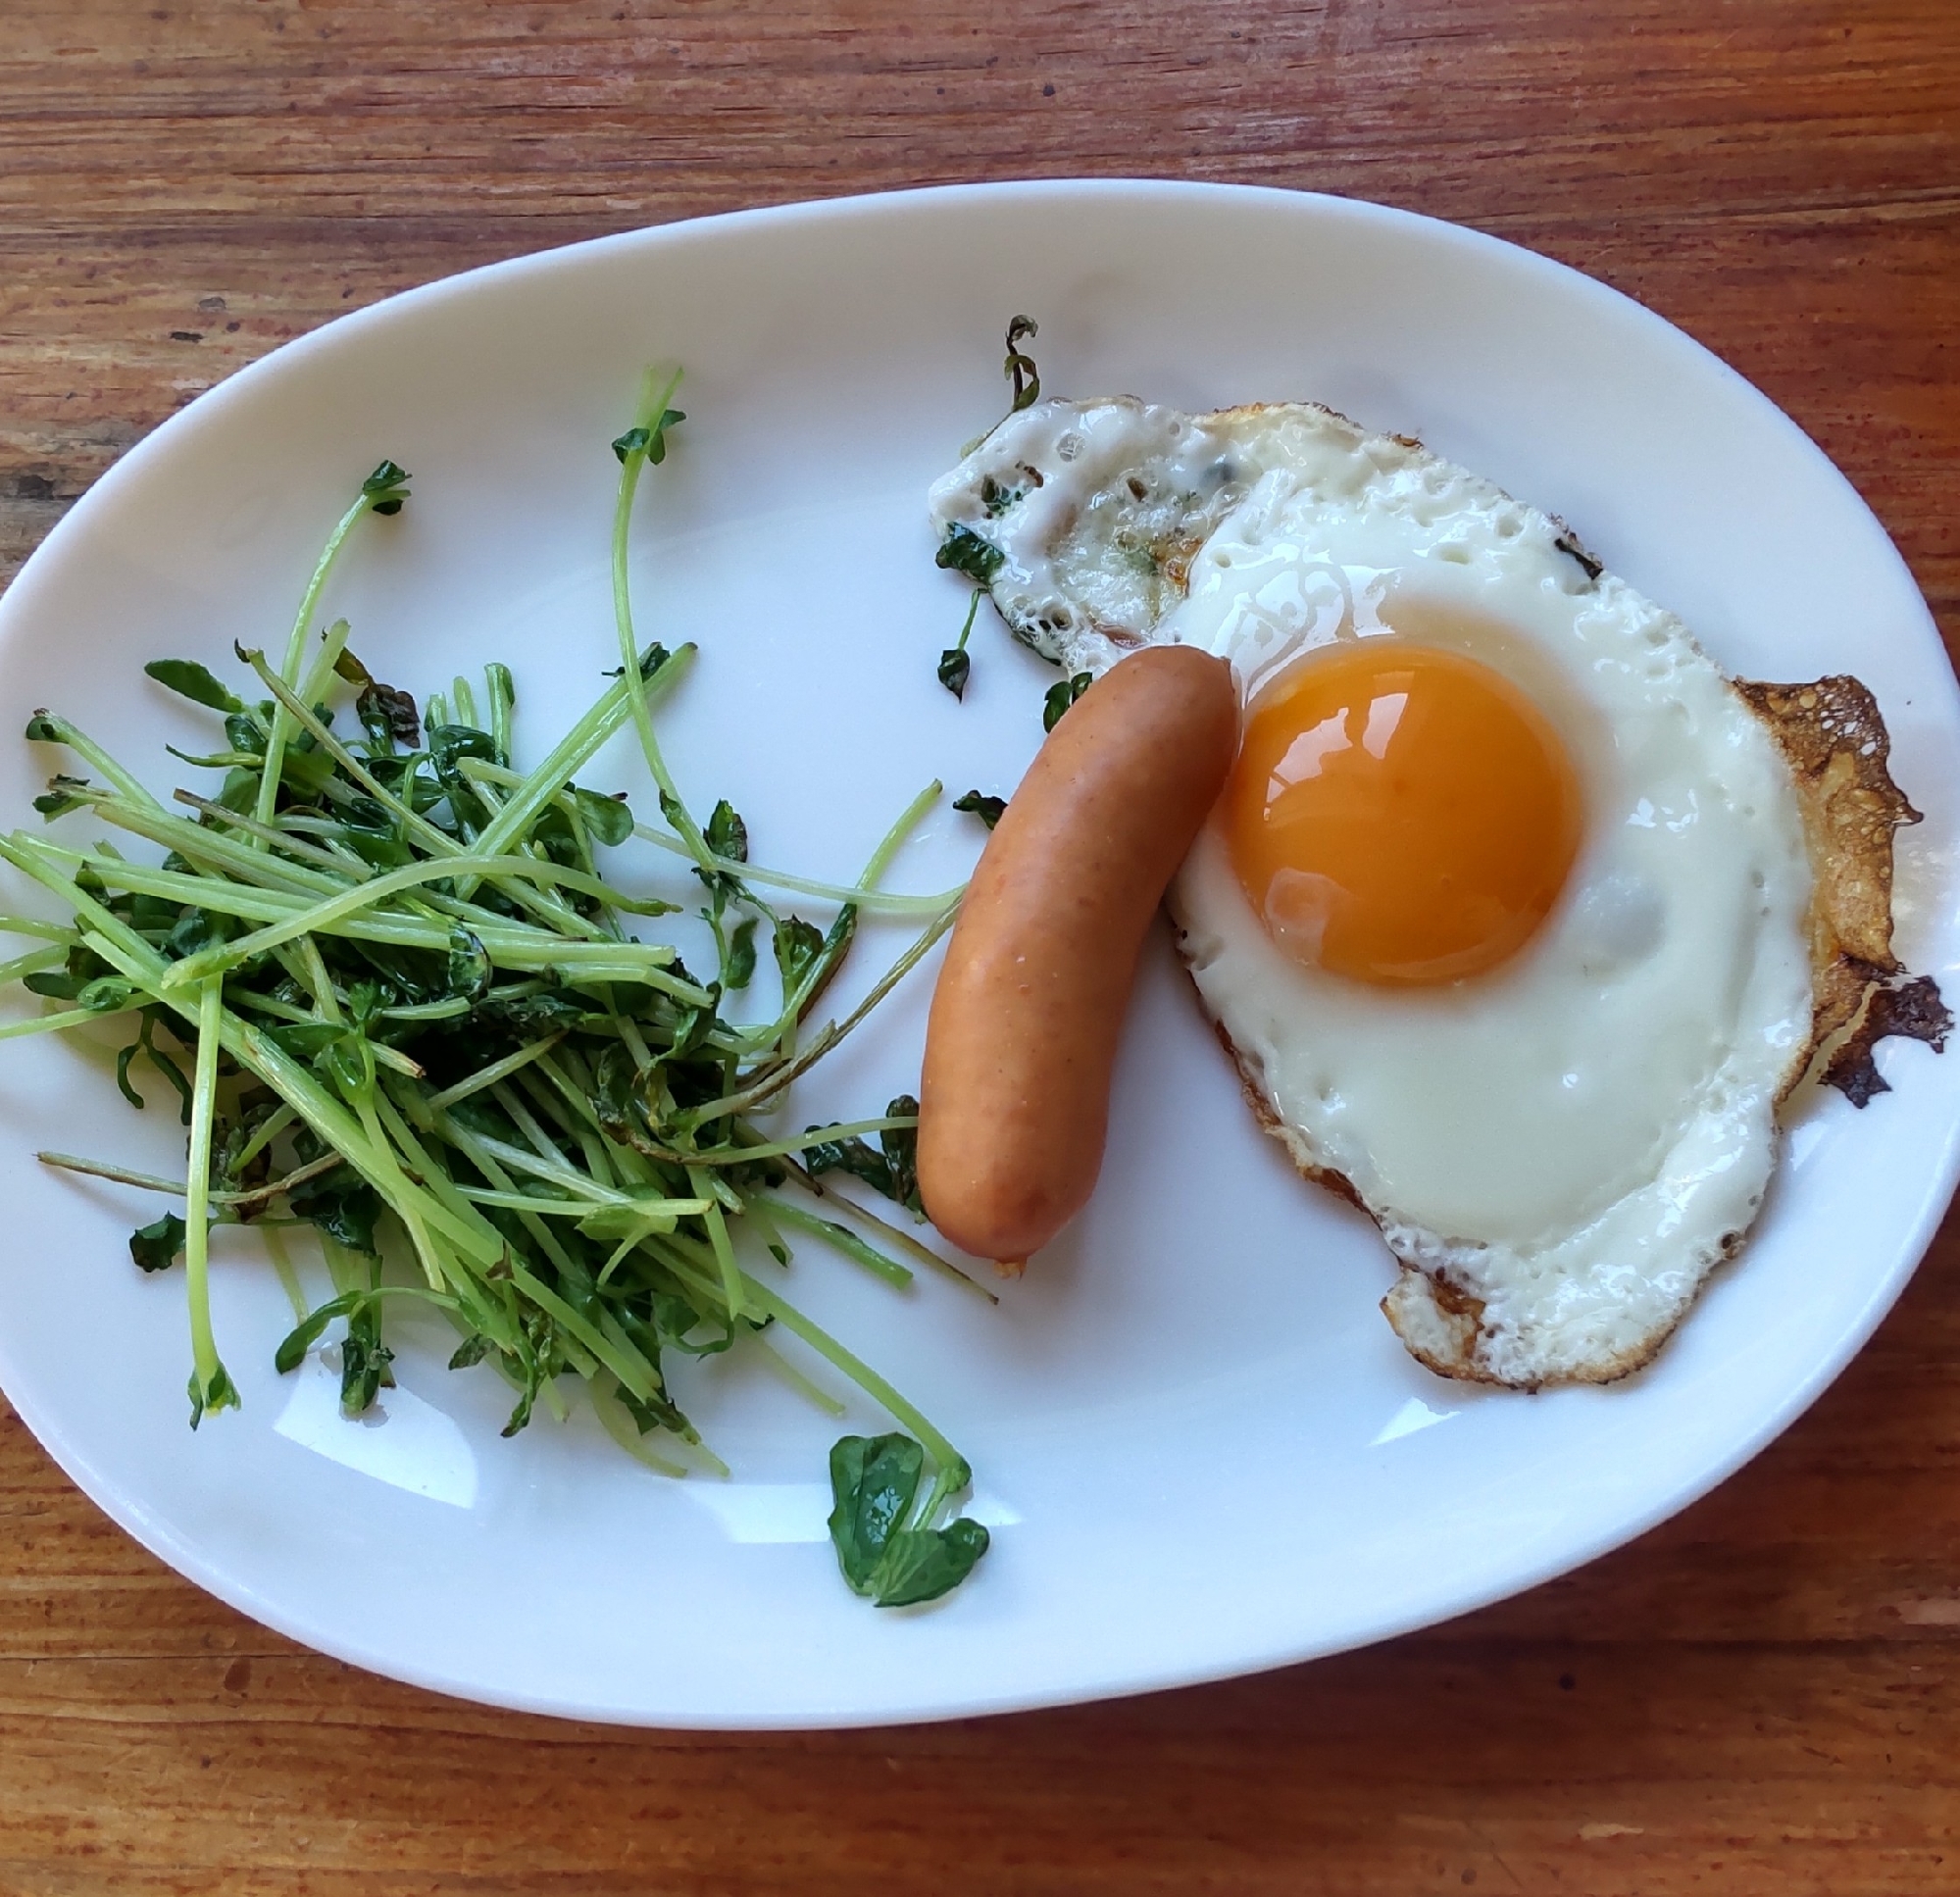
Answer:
[704,798,748,864]
[24,712,61,742]
[572,786,634,847]
[936,646,971,700]
[445,925,492,1003]
[1042,672,1093,733]
[129,1212,187,1273]
[724,917,758,991]
[319,1031,375,1100]
[23,971,85,1001]
[274,1292,357,1373]
[361,459,411,515]
[144,659,244,715]
[288,1172,382,1255]
[1003,314,1040,414]
[339,1301,395,1414]
[356,678,421,753]
[612,410,684,467]
[76,977,138,1015]
[935,523,1005,585]
[773,905,857,1023]
[952,789,1005,830]
[165,907,231,963]
[447,1333,492,1371]
[277,743,338,798]
[187,1359,240,1429]
[773,915,826,994]
[827,1432,924,1594]
[803,1126,894,1198]
[979,474,1027,517]
[870,1518,991,1608]
[880,1093,924,1217]
[32,774,91,820]
[266,1021,346,1061]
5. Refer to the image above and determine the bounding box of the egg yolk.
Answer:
[1224,640,1583,986]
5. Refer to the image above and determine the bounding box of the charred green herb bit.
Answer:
[130,1211,186,1273]
[1042,672,1093,733]
[1,389,989,1609]
[1003,315,1040,415]
[952,789,1005,831]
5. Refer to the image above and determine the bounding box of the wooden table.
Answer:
[3,3,1957,1889]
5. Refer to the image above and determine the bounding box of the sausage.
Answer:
[918,644,1239,1270]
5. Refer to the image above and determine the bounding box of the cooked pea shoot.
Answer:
[952,789,1006,831]
[1,384,995,1609]
[937,588,982,701]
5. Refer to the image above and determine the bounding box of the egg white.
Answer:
[930,397,1816,1386]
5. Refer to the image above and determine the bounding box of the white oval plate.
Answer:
[1,181,1955,1728]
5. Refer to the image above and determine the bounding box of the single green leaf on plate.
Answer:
[361,459,412,515]
[827,1433,991,1607]
[936,646,972,700]
[952,789,1006,830]
[1042,672,1093,733]
[144,659,245,715]
[129,1212,187,1273]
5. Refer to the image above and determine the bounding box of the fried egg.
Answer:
[930,395,1844,1387]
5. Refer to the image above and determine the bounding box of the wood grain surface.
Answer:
[4,2,1959,1890]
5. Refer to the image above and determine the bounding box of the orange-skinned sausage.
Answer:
[918,645,1238,1269]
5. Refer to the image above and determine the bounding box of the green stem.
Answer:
[182,975,236,1423]
[255,486,378,836]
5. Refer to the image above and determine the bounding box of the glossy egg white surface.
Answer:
[0,183,1956,1726]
